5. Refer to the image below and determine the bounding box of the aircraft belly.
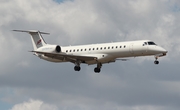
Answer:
[86,58,114,65]
[84,53,114,65]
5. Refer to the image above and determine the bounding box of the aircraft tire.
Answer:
[74,66,81,71]
[94,67,101,73]
[154,61,159,65]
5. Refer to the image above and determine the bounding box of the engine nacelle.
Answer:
[37,45,61,53]
[55,45,61,53]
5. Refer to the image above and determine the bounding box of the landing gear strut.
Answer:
[154,57,159,65]
[94,63,102,73]
[74,61,81,71]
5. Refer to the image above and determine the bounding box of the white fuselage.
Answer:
[13,30,168,73]
[37,40,167,65]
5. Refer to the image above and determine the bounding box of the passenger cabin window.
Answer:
[120,46,122,48]
[104,47,106,49]
[124,45,126,48]
[148,42,156,45]
[93,48,95,50]
[81,49,83,51]
[108,47,110,49]
[116,46,118,48]
[100,47,102,50]
[66,50,68,52]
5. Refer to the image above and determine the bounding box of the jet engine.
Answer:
[55,45,61,53]
[37,45,62,53]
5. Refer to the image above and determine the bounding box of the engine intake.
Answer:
[55,45,61,53]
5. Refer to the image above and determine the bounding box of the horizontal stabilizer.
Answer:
[13,30,50,34]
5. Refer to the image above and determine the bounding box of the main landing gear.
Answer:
[94,63,102,73]
[74,62,81,71]
[74,65,81,71]
[73,62,102,73]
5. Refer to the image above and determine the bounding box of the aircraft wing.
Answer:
[31,51,97,63]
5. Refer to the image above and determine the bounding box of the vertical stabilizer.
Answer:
[13,30,49,50]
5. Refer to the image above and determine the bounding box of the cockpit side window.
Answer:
[148,41,156,45]
[143,42,147,46]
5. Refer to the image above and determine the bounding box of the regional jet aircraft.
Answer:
[13,30,167,73]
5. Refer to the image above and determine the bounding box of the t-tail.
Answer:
[13,30,49,50]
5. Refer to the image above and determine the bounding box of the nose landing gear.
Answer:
[154,60,159,64]
[154,56,159,65]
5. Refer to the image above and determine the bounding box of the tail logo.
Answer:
[37,39,42,45]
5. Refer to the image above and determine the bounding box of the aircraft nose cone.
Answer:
[149,46,168,55]
[158,47,168,55]
[160,47,167,53]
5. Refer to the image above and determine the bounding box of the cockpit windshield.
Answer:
[148,41,156,45]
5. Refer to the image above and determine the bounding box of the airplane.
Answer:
[13,30,168,73]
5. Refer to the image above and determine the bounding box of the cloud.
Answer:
[10,99,58,110]
[0,0,180,110]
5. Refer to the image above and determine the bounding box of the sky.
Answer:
[0,0,180,110]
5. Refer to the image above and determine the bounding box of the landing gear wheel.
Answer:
[74,66,81,71]
[154,61,159,65]
[94,67,101,73]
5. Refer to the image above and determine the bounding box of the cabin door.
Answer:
[142,42,148,54]
[129,43,134,54]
